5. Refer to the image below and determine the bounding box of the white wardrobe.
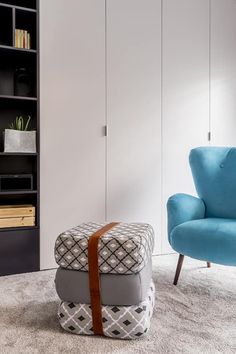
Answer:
[40,0,236,269]
[106,0,162,253]
[40,1,106,269]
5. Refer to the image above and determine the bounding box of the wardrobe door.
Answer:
[106,0,162,253]
[211,0,236,146]
[162,0,210,253]
[40,0,106,269]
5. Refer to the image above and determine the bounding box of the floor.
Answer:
[0,254,235,354]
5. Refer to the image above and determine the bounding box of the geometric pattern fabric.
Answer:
[55,222,154,274]
[58,281,155,339]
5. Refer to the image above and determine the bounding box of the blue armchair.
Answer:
[167,147,236,285]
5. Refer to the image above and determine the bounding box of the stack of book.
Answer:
[0,204,35,228]
[15,29,31,49]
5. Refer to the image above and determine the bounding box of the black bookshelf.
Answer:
[0,0,39,276]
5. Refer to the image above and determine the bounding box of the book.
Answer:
[21,30,24,48]
[27,33,31,49]
[19,30,22,48]
[25,30,28,49]
[15,29,17,48]
[23,30,26,48]
[14,29,31,50]
[15,29,19,48]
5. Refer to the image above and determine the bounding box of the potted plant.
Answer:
[4,115,36,153]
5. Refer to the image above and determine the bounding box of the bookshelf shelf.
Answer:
[0,225,38,232]
[0,0,36,10]
[0,0,39,276]
[0,44,36,53]
[0,152,38,156]
[0,2,36,12]
[0,190,37,196]
[0,94,37,101]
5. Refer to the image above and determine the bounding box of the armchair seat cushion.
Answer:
[170,218,236,266]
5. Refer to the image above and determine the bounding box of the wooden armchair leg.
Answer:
[207,262,211,268]
[173,254,184,285]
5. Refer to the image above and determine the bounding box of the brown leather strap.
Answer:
[88,222,119,336]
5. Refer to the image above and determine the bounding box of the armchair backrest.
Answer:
[189,147,236,219]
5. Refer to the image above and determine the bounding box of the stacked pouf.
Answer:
[54,222,155,339]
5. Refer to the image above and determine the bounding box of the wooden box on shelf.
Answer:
[0,204,35,228]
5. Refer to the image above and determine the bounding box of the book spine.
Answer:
[25,30,27,49]
[21,30,24,48]
[19,30,22,48]
[24,30,27,49]
[17,29,20,48]
[15,29,18,48]
[17,30,20,48]
[28,33,31,50]
[18,30,20,48]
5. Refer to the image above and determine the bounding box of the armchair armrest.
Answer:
[167,193,205,241]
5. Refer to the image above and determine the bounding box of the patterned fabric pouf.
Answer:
[58,281,155,340]
[54,222,155,339]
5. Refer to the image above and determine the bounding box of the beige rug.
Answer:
[0,254,235,354]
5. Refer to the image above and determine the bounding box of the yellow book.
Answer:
[21,30,24,48]
[15,29,19,48]
[15,29,17,47]
[25,31,28,49]
[18,29,21,48]
[19,30,21,48]
[17,30,20,48]
[23,30,26,48]
[27,33,31,49]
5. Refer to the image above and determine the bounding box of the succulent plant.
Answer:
[9,115,31,131]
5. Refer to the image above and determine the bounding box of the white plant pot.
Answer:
[4,129,36,153]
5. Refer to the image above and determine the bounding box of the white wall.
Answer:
[40,0,106,269]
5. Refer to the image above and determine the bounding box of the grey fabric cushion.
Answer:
[55,260,152,306]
